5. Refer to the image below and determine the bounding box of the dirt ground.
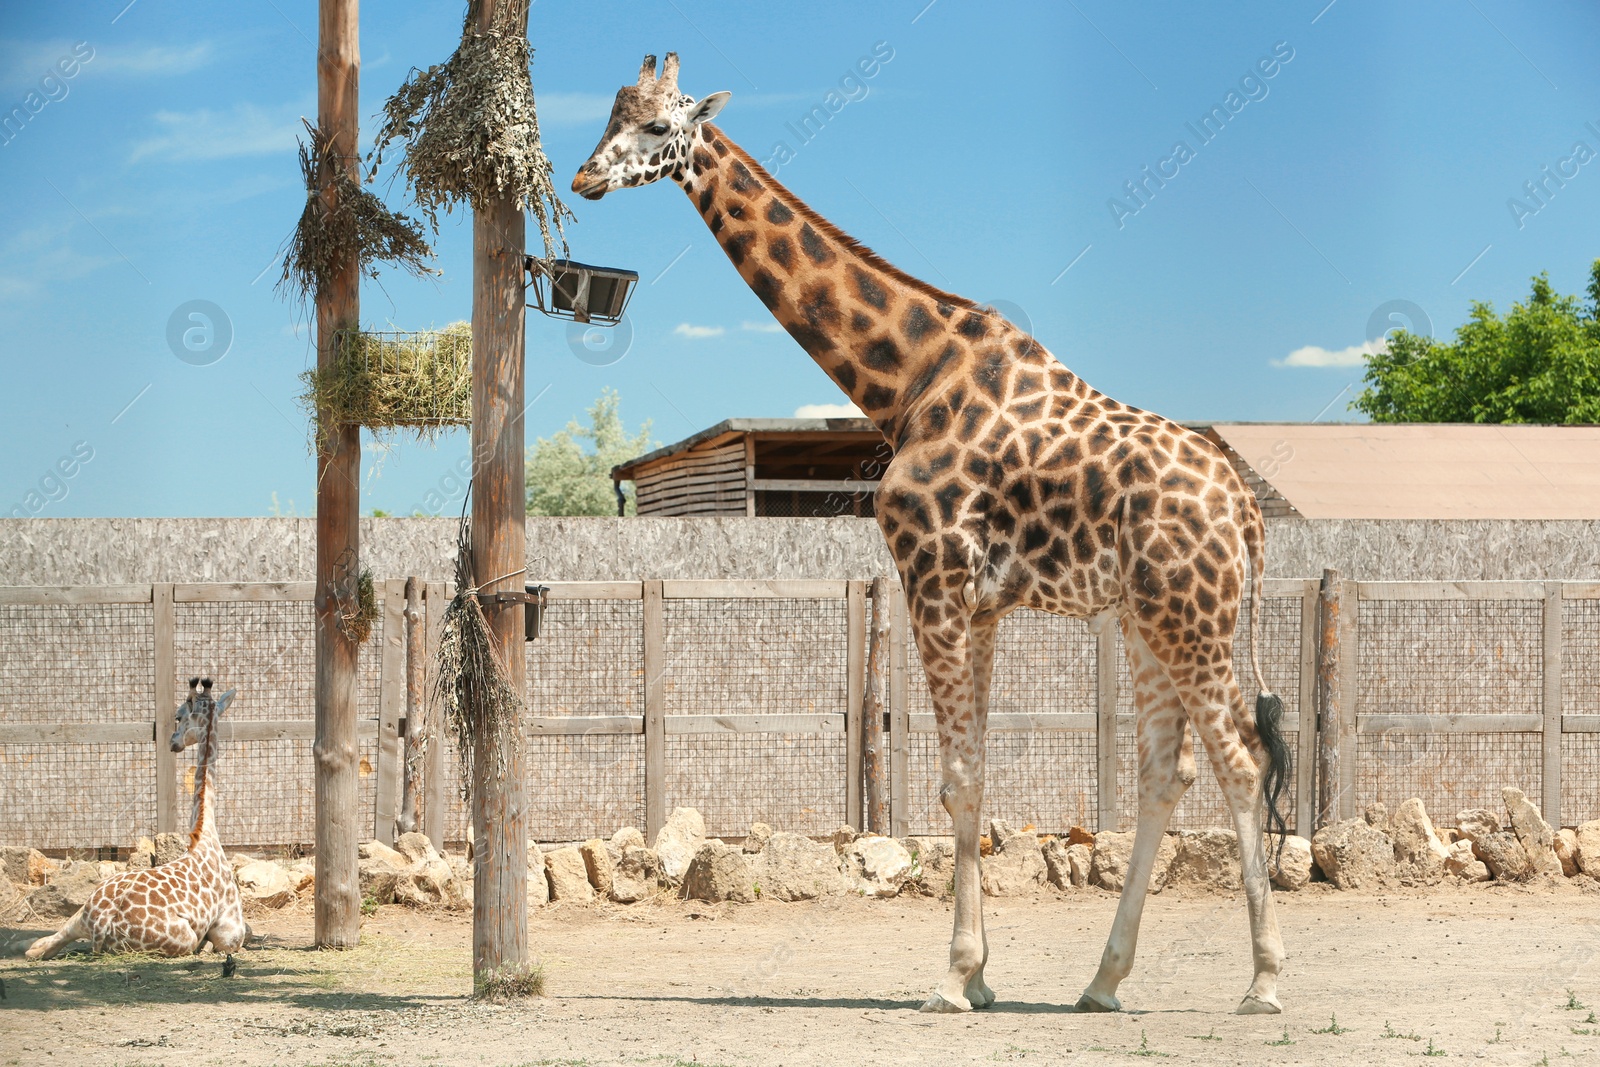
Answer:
[2,881,1598,1067]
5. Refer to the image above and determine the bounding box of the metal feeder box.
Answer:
[525,257,638,326]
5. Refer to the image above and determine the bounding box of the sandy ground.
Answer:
[2,881,1599,1067]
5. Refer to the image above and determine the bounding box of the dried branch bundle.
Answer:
[371,5,573,260]
[277,121,436,307]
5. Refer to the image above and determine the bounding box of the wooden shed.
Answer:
[611,418,889,517]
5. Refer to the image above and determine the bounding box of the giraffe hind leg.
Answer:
[24,907,92,961]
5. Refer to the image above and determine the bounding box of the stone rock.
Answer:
[1042,837,1072,890]
[1502,787,1563,878]
[393,832,435,865]
[1389,798,1451,884]
[235,860,296,908]
[1310,818,1397,889]
[1066,826,1096,848]
[611,846,663,903]
[653,807,706,883]
[1166,829,1241,890]
[1364,801,1389,833]
[545,847,596,902]
[1474,830,1534,882]
[358,840,411,905]
[1067,843,1092,888]
[611,826,645,852]
[579,839,614,898]
[390,834,459,908]
[1553,829,1579,877]
[839,835,912,898]
[128,837,156,870]
[1455,808,1501,842]
[1271,836,1314,891]
[743,822,774,854]
[907,837,954,896]
[753,832,843,900]
[1574,820,1600,878]
[682,840,755,903]
[526,841,549,905]
[0,846,55,887]
[29,861,106,919]
[981,820,1047,896]
[0,876,25,923]
[1445,838,1490,882]
[831,825,858,853]
[286,860,315,894]
[153,832,187,866]
[1089,831,1177,893]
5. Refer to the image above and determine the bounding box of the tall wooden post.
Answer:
[1314,568,1342,831]
[313,0,362,949]
[468,0,530,983]
[398,576,426,835]
[861,577,890,834]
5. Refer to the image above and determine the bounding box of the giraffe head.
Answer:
[170,677,234,752]
[571,52,729,200]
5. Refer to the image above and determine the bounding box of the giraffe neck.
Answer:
[188,703,219,850]
[675,125,1016,444]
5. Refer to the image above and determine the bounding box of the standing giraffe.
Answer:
[27,679,250,966]
[574,55,1291,1015]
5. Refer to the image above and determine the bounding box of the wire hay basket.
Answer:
[300,322,472,446]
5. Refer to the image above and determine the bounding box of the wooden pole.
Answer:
[422,579,447,850]
[844,580,865,830]
[1315,568,1342,831]
[313,0,362,949]
[1094,618,1119,832]
[398,576,425,835]
[862,577,890,834]
[1541,582,1563,826]
[468,0,530,984]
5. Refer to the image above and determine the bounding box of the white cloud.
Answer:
[534,91,620,125]
[0,40,214,89]
[1273,338,1386,368]
[794,402,864,418]
[130,100,304,163]
[95,42,215,77]
[0,218,114,301]
[673,323,725,339]
[741,320,784,333]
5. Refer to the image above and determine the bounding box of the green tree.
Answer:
[525,388,654,515]
[1352,260,1600,423]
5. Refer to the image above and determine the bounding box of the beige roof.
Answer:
[1208,424,1600,520]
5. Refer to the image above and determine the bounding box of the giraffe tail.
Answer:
[1243,499,1291,859]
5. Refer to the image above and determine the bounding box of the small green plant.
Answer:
[1421,1037,1446,1057]
[1189,1028,1221,1042]
[360,894,379,916]
[1266,1029,1295,1047]
[1490,1026,1503,1044]
[1383,1021,1422,1041]
[1587,1011,1598,1024]
[1312,1013,1350,1035]
[1128,1029,1170,1057]
[1573,1027,1597,1037]
[752,882,762,899]
[1537,1053,1550,1067]
[1565,990,1587,1011]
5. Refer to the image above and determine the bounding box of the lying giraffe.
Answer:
[27,679,249,966]
[575,54,1293,1015]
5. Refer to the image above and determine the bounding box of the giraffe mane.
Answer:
[711,129,990,317]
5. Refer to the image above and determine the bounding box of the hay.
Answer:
[277,121,436,308]
[298,323,472,448]
[370,1,573,261]
[435,511,525,803]
[336,567,379,644]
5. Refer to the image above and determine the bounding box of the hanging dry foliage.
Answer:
[336,566,379,644]
[277,121,436,307]
[298,323,472,450]
[435,513,525,801]
[370,2,573,260]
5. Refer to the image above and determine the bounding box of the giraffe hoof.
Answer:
[1074,990,1121,1013]
[1236,993,1282,1015]
[919,991,973,1014]
[963,978,996,1009]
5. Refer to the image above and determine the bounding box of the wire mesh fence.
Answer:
[0,577,1596,851]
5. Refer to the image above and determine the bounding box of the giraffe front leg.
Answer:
[923,775,987,1013]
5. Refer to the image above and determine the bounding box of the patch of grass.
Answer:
[1128,1030,1171,1058]
[1489,1026,1503,1044]
[1565,990,1588,1011]
[475,961,545,1002]
[1311,1013,1350,1035]
[361,894,380,916]
[1419,1037,1446,1057]
[1572,1028,1597,1036]
[1384,1021,1422,1041]
[1189,1028,1221,1042]
[1265,1029,1295,1047]
[991,1045,1038,1061]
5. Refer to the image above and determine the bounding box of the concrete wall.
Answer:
[2,516,1599,585]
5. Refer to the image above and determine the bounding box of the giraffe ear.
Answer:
[215,689,237,715]
[687,91,730,126]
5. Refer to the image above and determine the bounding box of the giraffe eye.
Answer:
[647,122,670,136]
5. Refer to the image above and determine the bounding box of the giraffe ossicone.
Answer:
[26,678,250,968]
[576,53,1292,1015]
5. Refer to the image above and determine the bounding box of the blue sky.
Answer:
[2,0,1597,518]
